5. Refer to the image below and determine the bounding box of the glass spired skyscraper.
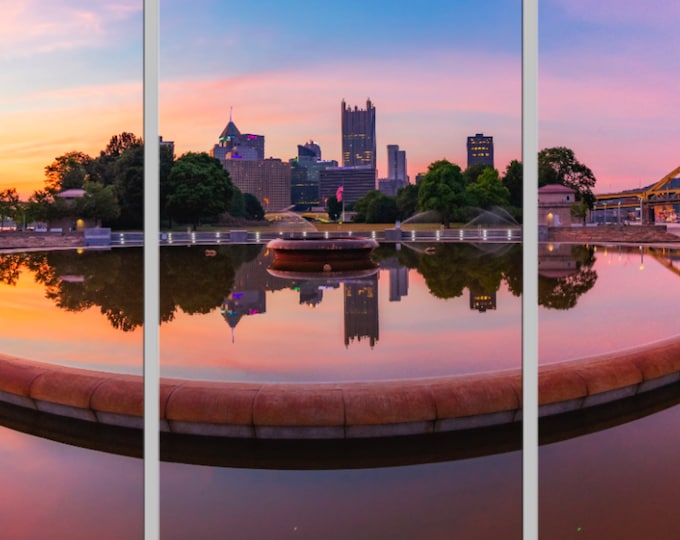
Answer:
[341,99,376,168]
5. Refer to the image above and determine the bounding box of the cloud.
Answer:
[0,0,141,58]
[160,50,522,178]
[548,0,680,27]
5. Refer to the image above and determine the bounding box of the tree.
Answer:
[159,142,175,225]
[165,152,236,228]
[112,144,144,229]
[102,132,142,159]
[462,163,489,185]
[90,132,144,186]
[465,167,510,209]
[353,190,398,223]
[502,160,523,209]
[538,147,597,208]
[395,183,419,220]
[75,181,121,225]
[243,193,265,221]
[326,195,342,221]
[570,200,589,226]
[44,151,93,192]
[0,188,20,229]
[417,160,468,227]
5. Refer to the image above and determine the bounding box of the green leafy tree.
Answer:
[25,189,70,226]
[0,188,20,229]
[462,163,489,185]
[417,160,468,227]
[326,195,342,221]
[108,143,145,229]
[243,193,265,221]
[538,147,597,208]
[395,183,419,220]
[75,181,121,225]
[465,167,511,209]
[44,151,93,192]
[353,190,398,223]
[570,200,589,226]
[90,132,143,186]
[228,188,245,218]
[502,160,523,209]
[159,142,175,226]
[165,152,236,228]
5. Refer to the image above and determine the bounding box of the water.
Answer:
[2,243,680,536]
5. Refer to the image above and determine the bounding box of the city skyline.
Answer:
[1,1,677,200]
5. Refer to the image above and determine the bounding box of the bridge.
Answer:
[593,165,680,224]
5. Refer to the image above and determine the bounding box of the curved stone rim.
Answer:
[266,237,379,251]
[1,333,680,440]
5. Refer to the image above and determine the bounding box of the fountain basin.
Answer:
[267,237,378,272]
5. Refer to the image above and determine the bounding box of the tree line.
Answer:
[0,133,596,230]
[328,146,596,226]
[1,132,264,230]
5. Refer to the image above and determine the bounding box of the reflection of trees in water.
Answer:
[0,254,23,286]
[0,242,607,331]
[159,244,262,320]
[24,249,144,331]
[3,245,263,332]
[374,243,523,300]
[538,245,597,310]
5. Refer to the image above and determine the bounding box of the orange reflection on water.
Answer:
[0,272,142,374]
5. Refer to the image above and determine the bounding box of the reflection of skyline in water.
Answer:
[5,243,680,378]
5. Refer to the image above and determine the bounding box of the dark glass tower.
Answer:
[341,99,376,168]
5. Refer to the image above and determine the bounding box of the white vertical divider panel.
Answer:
[144,0,160,539]
[522,1,538,539]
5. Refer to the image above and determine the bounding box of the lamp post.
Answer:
[617,201,621,225]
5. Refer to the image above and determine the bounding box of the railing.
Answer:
[107,227,523,247]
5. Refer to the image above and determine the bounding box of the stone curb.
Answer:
[1,336,679,439]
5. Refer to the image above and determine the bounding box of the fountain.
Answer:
[400,210,443,228]
[267,236,378,272]
[464,206,519,227]
[264,206,319,233]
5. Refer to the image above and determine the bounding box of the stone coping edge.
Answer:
[1,335,679,439]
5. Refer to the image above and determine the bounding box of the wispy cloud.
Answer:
[0,0,141,58]
[160,50,522,178]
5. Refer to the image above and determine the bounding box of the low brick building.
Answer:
[538,184,576,227]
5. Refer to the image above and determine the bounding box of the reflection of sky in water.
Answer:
[160,268,522,383]
[539,246,680,364]
[161,450,521,539]
[0,426,142,539]
[3,245,680,380]
[0,271,142,374]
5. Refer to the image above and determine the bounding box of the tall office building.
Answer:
[290,141,337,211]
[298,140,321,161]
[341,99,376,168]
[319,166,376,206]
[380,144,408,196]
[387,144,407,182]
[467,133,494,168]
[212,110,265,161]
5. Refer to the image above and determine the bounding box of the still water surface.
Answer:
[1,243,679,537]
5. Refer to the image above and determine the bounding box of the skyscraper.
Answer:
[467,133,494,168]
[212,110,265,161]
[341,99,376,168]
[387,144,407,182]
